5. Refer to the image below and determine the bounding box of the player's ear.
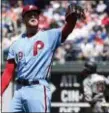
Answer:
[22,17,26,24]
[22,13,26,23]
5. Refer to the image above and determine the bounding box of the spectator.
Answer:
[102,13,109,36]
[101,41,109,61]
[54,45,66,64]
[39,14,50,30]
[96,1,107,14]
[64,42,74,61]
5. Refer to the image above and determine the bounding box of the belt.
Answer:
[16,79,39,86]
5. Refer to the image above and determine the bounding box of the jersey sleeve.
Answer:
[7,42,16,60]
[48,28,62,51]
[83,79,93,102]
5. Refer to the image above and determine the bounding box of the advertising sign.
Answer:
[50,73,90,113]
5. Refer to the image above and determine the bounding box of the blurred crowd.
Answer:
[1,0,109,63]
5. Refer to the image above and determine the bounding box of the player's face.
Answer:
[23,11,39,28]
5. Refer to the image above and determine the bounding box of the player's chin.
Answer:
[29,24,38,28]
[28,22,38,28]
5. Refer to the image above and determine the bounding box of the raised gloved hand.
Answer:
[65,4,86,22]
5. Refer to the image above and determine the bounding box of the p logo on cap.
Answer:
[22,5,41,17]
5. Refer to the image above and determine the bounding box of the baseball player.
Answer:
[1,4,85,112]
[81,60,109,113]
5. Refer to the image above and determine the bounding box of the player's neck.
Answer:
[27,32,36,38]
[26,28,39,38]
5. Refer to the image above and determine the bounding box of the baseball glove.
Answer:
[93,93,104,102]
[65,4,85,22]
